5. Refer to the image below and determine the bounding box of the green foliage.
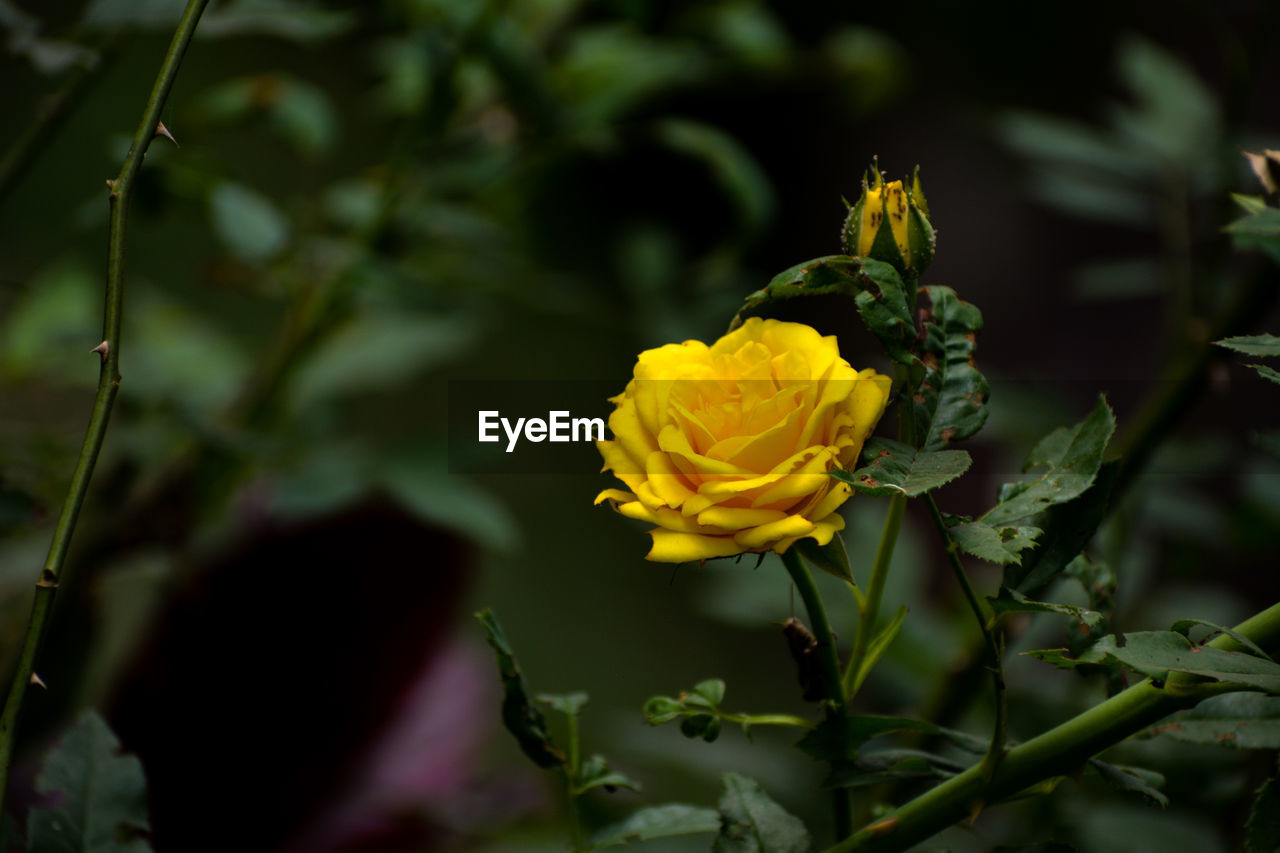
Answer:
[713,773,811,853]
[1088,759,1167,808]
[984,397,1116,527]
[1224,208,1280,262]
[208,181,290,263]
[795,715,982,764]
[949,521,1042,566]
[1026,631,1280,693]
[915,286,989,451]
[574,753,641,795]
[988,587,1102,628]
[953,398,1116,581]
[590,804,721,849]
[731,255,915,363]
[1215,334,1280,385]
[27,711,152,853]
[1153,693,1280,749]
[1214,334,1280,358]
[475,609,565,770]
[848,605,908,695]
[792,536,854,584]
[824,748,965,789]
[833,438,971,497]
[644,679,728,742]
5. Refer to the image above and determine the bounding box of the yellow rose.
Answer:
[595,318,892,562]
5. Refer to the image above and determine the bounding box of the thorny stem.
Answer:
[781,547,852,841]
[923,494,1006,784]
[0,0,211,820]
[825,601,1280,853]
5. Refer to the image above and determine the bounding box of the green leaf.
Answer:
[591,804,721,848]
[988,587,1102,627]
[713,773,811,853]
[1247,761,1280,853]
[576,754,641,794]
[950,521,1042,565]
[915,286,990,451]
[832,438,971,497]
[642,696,685,725]
[1249,364,1280,385]
[27,711,152,853]
[982,397,1116,527]
[1170,620,1271,660]
[475,610,565,770]
[1214,334,1280,358]
[1225,209,1280,261]
[208,181,290,262]
[1088,758,1167,807]
[792,536,853,584]
[1232,193,1268,215]
[0,262,99,385]
[1024,631,1280,693]
[795,715,953,763]
[730,255,914,364]
[681,714,722,743]
[1002,462,1119,592]
[289,311,476,409]
[693,679,726,708]
[824,748,964,789]
[1152,693,1280,749]
[850,606,908,693]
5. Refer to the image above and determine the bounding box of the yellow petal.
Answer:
[695,505,788,531]
[594,488,637,506]
[616,500,730,535]
[646,530,744,563]
[733,515,816,549]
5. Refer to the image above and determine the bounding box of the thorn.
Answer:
[91,340,109,362]
[865,817,898,836]
[154,120,179,147]
[30,673,46,689]
[105,178,115,191]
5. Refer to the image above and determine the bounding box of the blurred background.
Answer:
[2,0,1280,850]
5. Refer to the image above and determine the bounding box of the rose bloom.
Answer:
[595,318,891,562]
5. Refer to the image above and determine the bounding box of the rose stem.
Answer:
[923,493,1006,784]
[825,599,1280,853]
[0,0,211,820]
[781,546,852,840]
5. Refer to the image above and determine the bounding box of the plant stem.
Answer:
[565,710,586,852]
[923,495,1006,783]
[843,493,906,699]
[781,547,851,840]
[719,712,817,730]
[825,600,1280,853]
[0,0,210,820]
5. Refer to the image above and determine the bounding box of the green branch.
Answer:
[923,494,1006,783]
[0,0,211,820]
[781,547,851,840]
[825,600,1280,853]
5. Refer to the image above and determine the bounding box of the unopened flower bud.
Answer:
[842,161,935,278]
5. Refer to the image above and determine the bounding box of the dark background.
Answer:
[1,1,1279,850]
